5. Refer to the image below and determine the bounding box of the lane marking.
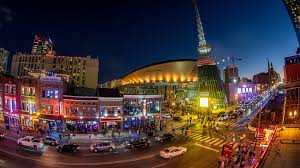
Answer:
[190,134,201,138]
[0,147,157,166]
[199,137,210,142]
[209,138,220,145]
[214,140,224,146]
[194,136,204,140]
[232,143,239,149]
[205,138,214,143]
[194,143,220,153]
[152,163,167,168]
[219,141,228,147]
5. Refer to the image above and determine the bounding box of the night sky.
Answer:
[0,0,298,83]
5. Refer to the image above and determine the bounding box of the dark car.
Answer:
[173,116,181,121]
[155,133,174,143]
[0,131,5,139]
[228,112,237,119]
[44,136,58,146]
[56,143,80,153]
[126,137,150,149]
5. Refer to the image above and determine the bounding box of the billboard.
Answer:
[200,98,209,107]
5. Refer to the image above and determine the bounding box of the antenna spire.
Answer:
[193,0,211,56]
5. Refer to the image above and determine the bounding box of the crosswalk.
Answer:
[219,120,241,128]
[180,131,241,151]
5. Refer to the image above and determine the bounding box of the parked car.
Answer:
[125,137,150,149]
[90,141,115,152]
[44,136,58,146]
[162,114,172,119]
[17,136,44,150]
[0,131,5,139]
[228,113,237,119]
[160,146,187,159]
[56,143,80,153]
[218,113,228,121]
[173,116,181,121]
[155,133,174,143]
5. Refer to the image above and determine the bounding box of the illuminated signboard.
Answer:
[249,88,252,92]
[242,88,246,93]
[245,88,249,92]
[200,98,209,107]
[238,88,241,94]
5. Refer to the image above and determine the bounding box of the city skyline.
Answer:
[0,0,298,83]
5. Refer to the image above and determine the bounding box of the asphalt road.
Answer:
[0,94,274,168]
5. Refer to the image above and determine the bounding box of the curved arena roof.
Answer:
[121,59,198,85]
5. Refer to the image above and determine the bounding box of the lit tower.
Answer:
[193,0,227,109]
[282,0,300,53]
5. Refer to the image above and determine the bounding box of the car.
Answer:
[56,143,80,153]
[17,136,44,150]
[162,114,172,119]
[218,113,228,121]
[173,116,181,121]
[44,136,59,146]
[0,131,5,139]
[160,146,187,159]
[90,141,115,152]
[155,133,175,143]
[228,113,237,119]
[125,137,150,149]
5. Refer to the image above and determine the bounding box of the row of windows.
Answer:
[4,84,16,94]
[21,87,35,96]
[65,106,97,116]
[41,104,59,114]
[42,89,59,99]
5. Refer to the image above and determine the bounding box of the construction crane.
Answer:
[216,56,242,67]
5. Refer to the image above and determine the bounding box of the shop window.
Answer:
[21,87,25,95]
[54,89,59,98]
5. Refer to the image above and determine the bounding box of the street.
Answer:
[0,93,274,168]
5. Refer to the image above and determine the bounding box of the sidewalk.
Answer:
[0,119,189,143]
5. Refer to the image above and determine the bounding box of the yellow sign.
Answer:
[200,98,209,107]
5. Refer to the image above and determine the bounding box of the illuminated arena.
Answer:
[119,59,199,114]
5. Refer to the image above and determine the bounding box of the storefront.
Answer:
[39,115,64,133]
[3,113,20,127]
[99,117,123,130]
[123,95,163,130]
[20,114,39,127]
[65,119,99,134]
[123,115,160,130]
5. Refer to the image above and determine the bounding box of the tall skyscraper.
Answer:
[31,35,54,55]
[0,48,9,74]
[193,0,227,108]
[224,66,239,83]
[283,0,300,52]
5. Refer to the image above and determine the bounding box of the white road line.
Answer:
[232,143,239,149]
[214,140,224,146]
[190,134,201,138]
[205,138,214,143]
[199,137,211,142]
[0,147,157,166]
[152,163,167,168]
[219,141,229,147]
[209,138,220,145]
[194,136,204,140]
[194,143,220,153]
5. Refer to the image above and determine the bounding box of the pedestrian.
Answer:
[181,127,184,134]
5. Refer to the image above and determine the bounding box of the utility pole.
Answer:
[282,96,286,125]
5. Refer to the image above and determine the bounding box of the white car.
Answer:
[17,136,44,150]
[218,114,228,121]
[160,146,187,159]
